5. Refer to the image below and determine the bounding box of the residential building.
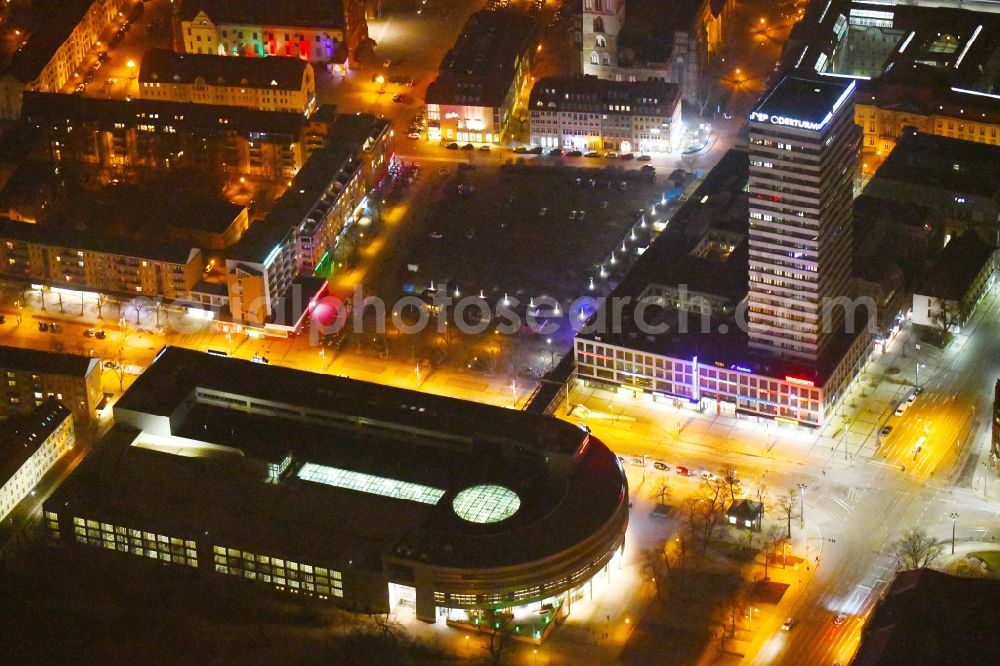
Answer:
[177,0,368,64]
[911,231,998,331]
[0,218,203,300]
[0,0,128,119]
[861,131,1000,244]
[425,10,535,145]
[223,146,365,332]
[45,347,628,625]
[528,76,682,153]
[1,399,75,522]
[22,92,327,178]
[747,75,860,364]
[138,49,316,115]
[581,0,735,104]
[0,346,101,425]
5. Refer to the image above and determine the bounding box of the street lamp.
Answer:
[950,512,959,554]
[797,483,807,529]
[375,74,386,94]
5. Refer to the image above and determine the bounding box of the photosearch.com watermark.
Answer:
[136,285,879,342]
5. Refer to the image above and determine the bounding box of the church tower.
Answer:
[581,0,624,77]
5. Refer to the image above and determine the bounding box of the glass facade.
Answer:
[68,516,198,567]
[297,462,445,505]
[212,546,343,599]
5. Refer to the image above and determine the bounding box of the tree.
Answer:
[650,478,671,506]
[720,465,741,501]
[483,610,514,665]
[683,477,730,556]
[774,490,798,539]
[765,525,785,578]
[931,299,965,336]
[96,293,107,319]
[369,610,402,638]
[892,528,943,571]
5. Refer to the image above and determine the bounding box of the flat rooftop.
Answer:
[754,75,853,126]
[0,345,96,377]
[0,217,198,265]
[873,130,1000,198]
[53,347,626,570]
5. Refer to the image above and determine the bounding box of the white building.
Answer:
[1,399,75,522]
[528,76,682,153]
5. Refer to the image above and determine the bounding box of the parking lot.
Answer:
[398,163,666,304]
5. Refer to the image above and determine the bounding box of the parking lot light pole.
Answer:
[950,512,959,554]
[797,483,807,530]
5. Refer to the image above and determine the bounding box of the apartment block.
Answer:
[0,347,101,425]
[1,399,75,522]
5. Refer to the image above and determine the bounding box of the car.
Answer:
[547,148,563,156]
[605,152,618,159]
[569,210,577,220]
[880,425,893,437]
[675,465,690,476]
[49,323,58,333]
[833,613,848,626]
[577,210,586,220]
[478,144,491,151]
[629,457,646,467]
[95,330,106,340]
[84,328,95,337]
[75,83,86,93]
[907,392,917,404]
[652,461,669,471]
[446,143,459,150]
[700,471,718,481]
[528,145,544,154]
[781,617,794,631]
[567,150,583,157]
[461,143,474,150]
[429,231,444,239]
[38,322,49,332]
[407,132,421,139]
[637,154,652,161]
[722,111,733,120]
[620,153,635,160]
[895,403,907,416]
[513,146,529,154]
[914,385,925,395]
[584,151,600,158]
[538,207,547,216]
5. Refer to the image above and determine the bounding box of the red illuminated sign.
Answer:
[784,376,815,387]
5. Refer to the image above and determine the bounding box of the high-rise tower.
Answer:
[581,0,624,77]
[746,75,860,364]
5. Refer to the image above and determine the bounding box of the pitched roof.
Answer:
[139,49,309,91]
[0,398,72,487]
[0,0,94,84]
[180,0,347,29]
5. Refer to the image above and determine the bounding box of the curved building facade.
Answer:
[45,347,628,624]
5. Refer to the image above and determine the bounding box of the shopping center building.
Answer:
[45,347,629,626]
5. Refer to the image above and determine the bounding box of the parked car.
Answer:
[880,425,893,437]
[584,151,600,158]
[914,385,925,395]
[38,322,49,332]
[832,613,848,626]
[675,465,690,476]
[478,144,491,151]
[906,392,918,404]
[567,150,583,157]
[652,461,669,471]
[461,143,474,150]
[446,143,459,150]
[95,330,106,339]
[637,154,652,161]
[84,328,95,337]
[620,153,635,160]
[605,152,618,159]
[407,132,421,139]
[781,617,794,631]
[513,146,529,153]
[528,145,544,154]
[894,403,907,416]
[547,148,563,156]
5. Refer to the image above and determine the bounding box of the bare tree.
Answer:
[893,528,943,571]
[683,478,730,555]
[720,465,741,501]
[650,478,671,506]
[774,490,798,539]
[96,293,106,319]
[369,610,402,638]
[484,610,514,665]
[764,525,785,578]
[932,300,965,336]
